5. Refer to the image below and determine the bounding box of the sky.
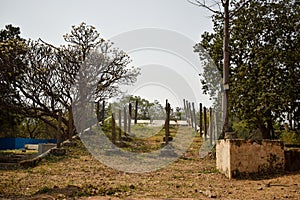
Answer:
[0,0,218,109]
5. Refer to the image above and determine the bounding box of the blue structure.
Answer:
[0,138,56,150]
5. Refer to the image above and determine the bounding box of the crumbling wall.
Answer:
[285,149,300,171]
[216,139,285,179]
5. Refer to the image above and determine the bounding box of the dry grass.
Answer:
[0,125,300,200]
[0,149,38,155]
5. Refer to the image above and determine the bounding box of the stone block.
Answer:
[38,143,56,155]
[216,139,285,179]
[24,144,39,150]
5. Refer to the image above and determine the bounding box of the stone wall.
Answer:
[216,139,285,179]
[285,148,300,171]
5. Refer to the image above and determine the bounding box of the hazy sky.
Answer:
[0,0,217,108]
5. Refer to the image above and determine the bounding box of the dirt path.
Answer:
[0,133,299,200]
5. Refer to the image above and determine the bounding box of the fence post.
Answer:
[135,99,138,124]
[199,103,203,137]
[118,109,122,141]
[96,101,100,122]
[209,107,213,146]
[128,103,132,133]
[124,106,127,137]
[165,99,170,144]
[90,101,94,131]
[189,102,194,128]
[192,102,197,132]
[68,105,73,141]
[214,111,218,144]
[183,99,187,121]
[204,107,207,141]
[102,101,105,125]
[112,113,116,144]
[185,99,191,125]
[57,109,62,148]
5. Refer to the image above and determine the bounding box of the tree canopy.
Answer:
[0,23,140,138]
[0,25,28,136]
[194,0,300,138]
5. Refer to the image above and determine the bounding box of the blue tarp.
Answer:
[0,138,56,150]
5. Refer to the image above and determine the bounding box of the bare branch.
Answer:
[38,38,60,50]
[220,0,226,7]
[187,0,222,15]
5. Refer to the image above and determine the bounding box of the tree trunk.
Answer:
[199,103,203,136]
[165,100,170,144]
[57,110,62,148]
[267,118,274,139]
[134,100,138,124]
[257,120,271,139]
[222,0,230,138]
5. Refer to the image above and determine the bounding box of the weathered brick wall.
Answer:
[285,149,300,171]
[216,139,285,179]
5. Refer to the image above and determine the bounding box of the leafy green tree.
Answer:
[112,95,164,120]
[16,118,57,139]
[130,96,154,120]
[0,25,28,137]
[195,0,300,138]
[148,100,165,121]
[190,0,252,134]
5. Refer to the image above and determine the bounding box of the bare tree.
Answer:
[12,40,79,137]
[64,23,140,133]
[10,23,140,140]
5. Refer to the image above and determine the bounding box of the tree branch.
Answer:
[187,0,223,15]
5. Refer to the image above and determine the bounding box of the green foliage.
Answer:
[195,0,300,138]
[112,95,164,120]
[128,96,154,120]
[280,130,300,144]
[0,24,22,40]
[99,118,179,153]
[230,0,300,130]
[17,118,57,139]
[0,25,28,102]
[0,22,140,139]
[198,167,218,174]
[232,120,251,139]
[232,119,263,140]
[0,25,28,137]
[100,116,113,133]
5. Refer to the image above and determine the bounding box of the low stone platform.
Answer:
[216,139,285,179]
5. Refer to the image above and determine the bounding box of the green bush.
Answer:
[232,120,262,140]
[232,120,251,139]
[101,117,112,133]
[280,130,300,144]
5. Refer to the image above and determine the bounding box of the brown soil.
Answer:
[0,130,299,200]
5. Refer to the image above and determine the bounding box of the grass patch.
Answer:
[0,126,220,199]
[0,125,299,200]
[99,120,180,153]
[199,167,219,174]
